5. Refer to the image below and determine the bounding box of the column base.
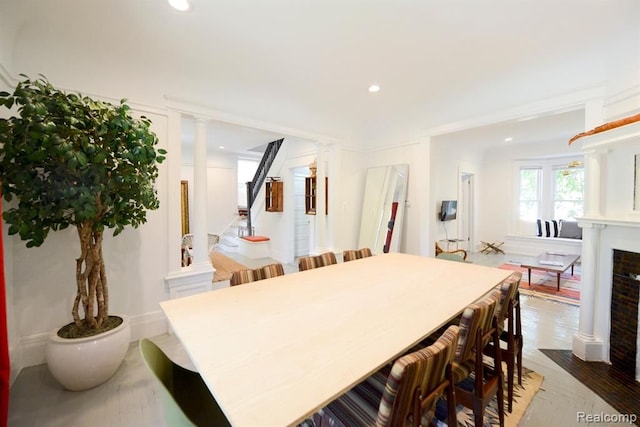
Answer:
[572,333,604,361]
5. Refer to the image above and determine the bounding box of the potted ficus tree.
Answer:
[0,75,166,390]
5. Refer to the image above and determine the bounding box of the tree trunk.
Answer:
[73,222,108,329]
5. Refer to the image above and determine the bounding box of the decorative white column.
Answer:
[316,145,327,251]
[165,115,214,300]
[191,118,209,266]
[573,222,605,360]
[573,149,606,360]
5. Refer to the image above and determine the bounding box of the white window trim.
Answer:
[512,155,584,236]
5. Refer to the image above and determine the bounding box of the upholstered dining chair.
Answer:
[434,242,468,261]
[259,262,286,279]
[181,234,194,266]
[139,338,231,427]
[453,289,504,427]
[230,263,286,286]
[304,325,460,427]
[298,251,337,271]
[486,272,523,413]
[230,268,260,286]
[343,247,373,262]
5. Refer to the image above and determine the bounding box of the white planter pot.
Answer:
[45,315,131,391]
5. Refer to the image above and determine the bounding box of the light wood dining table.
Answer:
[160,252,511,427]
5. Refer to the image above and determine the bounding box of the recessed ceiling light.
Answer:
[219,146,225,149]
[504,137,513,142]
[168,0,190,11]
[368,84,380,93]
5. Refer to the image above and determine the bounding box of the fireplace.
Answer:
[570,117,640,383]
[610,249,640,377]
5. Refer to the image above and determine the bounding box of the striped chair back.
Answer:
[495,272,522,334]
[343,248,373,262]
[230,268,260,286]
[454,290,500,372]
[376,325,459,427]
[298,252,337,271]
[258,263,285,279]
[230,263,286,286]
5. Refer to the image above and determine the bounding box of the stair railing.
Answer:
[245,138,284,235]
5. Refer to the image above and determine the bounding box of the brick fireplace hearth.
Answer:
[611,249,640,378]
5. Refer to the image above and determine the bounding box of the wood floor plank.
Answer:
[540,349,640,425]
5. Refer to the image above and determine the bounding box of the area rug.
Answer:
[540,349,640,425]
[210,251,248,282]
[498,263,580,306]
[436,365,544,426]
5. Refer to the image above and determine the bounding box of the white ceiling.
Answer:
[2,0,639,152]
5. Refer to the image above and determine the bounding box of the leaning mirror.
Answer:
[358,164,409,254]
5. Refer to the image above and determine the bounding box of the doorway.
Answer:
[459,173,474,251]
[293,168,311,258]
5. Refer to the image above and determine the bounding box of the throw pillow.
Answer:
[558,220,582,239]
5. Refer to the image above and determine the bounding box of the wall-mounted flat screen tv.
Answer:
[440,200,457,221]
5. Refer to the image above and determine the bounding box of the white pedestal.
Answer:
[238,238,271,259]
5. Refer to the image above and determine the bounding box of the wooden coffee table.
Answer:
[519,252,580,291]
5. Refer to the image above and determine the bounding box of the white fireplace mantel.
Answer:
[572,117,640,382]
[579,215,640,229]
[576,119,640,151]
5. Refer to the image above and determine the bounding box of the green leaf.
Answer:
[0,74,166,254]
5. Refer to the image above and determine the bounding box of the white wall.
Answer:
[363,141,430,256]
[181,150,250,237]
[480,139,581,255]
[7,109,170,367]
[429,140,486,251]
[600,142,640,217]
[1,0,638,378]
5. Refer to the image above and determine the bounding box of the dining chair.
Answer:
[259,262,286,279]
[343,247,373,262]
[453,289,504,427]
[230,268,261,286]
[138,338,231,427]
[182,233,219,266]
[298,251,337,271]
[207,233,220,254]
[434,242,468,261]
[486,272,523,412]
[230,263,286,286]
[181,234,194,266]
[304,325,460,427]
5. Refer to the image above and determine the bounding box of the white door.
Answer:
[459,173,474,251]
[294,171,310,257]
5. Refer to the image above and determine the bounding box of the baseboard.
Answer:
[15,310,169,372]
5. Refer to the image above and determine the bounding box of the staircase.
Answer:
[217,216,251,253]
[218,138,283,252]
[245,138,284,235]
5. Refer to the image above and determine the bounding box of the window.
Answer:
[237,159,259,207]
[553,166,584,220]
[519,167,541,222]
[515,157,584,235]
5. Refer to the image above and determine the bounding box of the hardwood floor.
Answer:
[7,251,628,426]
[539,349,640,425]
